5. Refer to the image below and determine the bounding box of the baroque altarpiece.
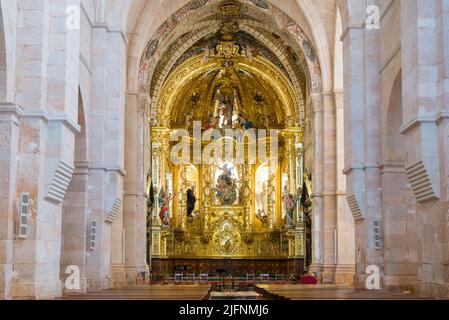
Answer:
[147,3,310,277]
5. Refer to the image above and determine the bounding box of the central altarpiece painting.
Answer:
[147,2,311,278]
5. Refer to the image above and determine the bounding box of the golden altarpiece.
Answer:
[148,30,307,277]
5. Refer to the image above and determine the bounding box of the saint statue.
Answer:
[213,89,239,128]
[255,182,268,224]
[213,89,222,117]
[185,112,193,130]
[204,112,219,130]
[283,185,301,227]
[218,108,226,128]
[215,163,238,205]
[186,186,197,217]
[159,192,173,226]
[158,187,172,225]
[158,187,166,210]
[232,109,241,128]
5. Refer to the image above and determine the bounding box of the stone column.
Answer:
[60,161,89,294]
[376,0,418,293]
[122,92,147,285]
[436,0,449,297]
[295,133,303,225]
[309,93,324,277]
[321,92,337,284]
[363,1,383,289]
[0,104,21,299]
[341,21,376,289]
[334,90,355,285]
[11,0,80,299]
[86,25,126,291]
[85,23,108,291]
[400,0,448,297]
[103,30,127,280]
[267,171,276,229]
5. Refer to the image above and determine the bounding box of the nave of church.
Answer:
[1,0,449,300]
[59,284,429,300]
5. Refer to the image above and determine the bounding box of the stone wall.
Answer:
[0,0,126,299]
[1,0,449,299]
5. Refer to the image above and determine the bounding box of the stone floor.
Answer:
[256,284,440,300]
[209,290,264,300]
[57,284,446,300]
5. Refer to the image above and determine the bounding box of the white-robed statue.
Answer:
[213,89,240,129]
[255,182,268,224]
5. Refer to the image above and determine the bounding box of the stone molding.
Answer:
[340,24,364,42]
[399,114,443,203]
[0,106,81,134]
[0,103,23,115]
[0,103,23,125]
[74,161,90,175]
[45,161,76,205]
[347,194,363,222]
[123,192,147,197]
[342,163,372,175]
[89,165,127,177]
[400,112,448,134]
[80,2,127,44]
[46,115,81,134]
[105,197,123,224]
[379,161,405,174]
[405,161,440,203]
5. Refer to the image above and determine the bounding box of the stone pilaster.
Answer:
[400,0,449,297]
[84,22,126,291]
[341,17,384,288]
[309,93,325,276]
[321,92,337,284]
[60,161,89,294]
[0,104,21,299]
[11,0,81,299]
[334,91,355,286]
[121,92,147,285]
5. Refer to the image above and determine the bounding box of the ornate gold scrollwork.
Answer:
[219,1,241,15]
[212,221,242,255]
[216,41,240,59]
[149,5,307,260]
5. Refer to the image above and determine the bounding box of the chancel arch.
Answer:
[156,55,300,128]
[117,0,353,288]
[3,0,449,301]
[141,1,312,277]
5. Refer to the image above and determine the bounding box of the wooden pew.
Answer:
[59,285,212,300]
